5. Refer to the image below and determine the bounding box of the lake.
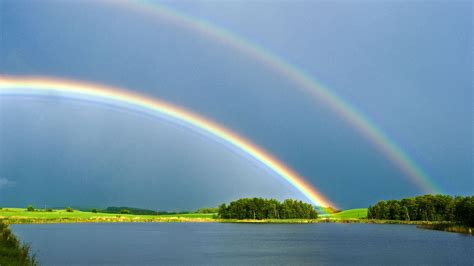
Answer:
[11,223,474,265]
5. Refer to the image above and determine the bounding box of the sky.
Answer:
[0,0,472,210]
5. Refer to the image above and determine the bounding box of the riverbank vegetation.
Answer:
[368,195,474,226]
[1,194,471,229]
[0,222,36,265]
[218,198,318,219]
[417,223,473,235]
[368,194,473,234]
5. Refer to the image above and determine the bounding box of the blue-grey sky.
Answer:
[0,0,472,210]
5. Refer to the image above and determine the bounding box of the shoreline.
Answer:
[0,216,463,225]
[2,217,472,236]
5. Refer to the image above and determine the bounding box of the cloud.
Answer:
[0,178,14,189]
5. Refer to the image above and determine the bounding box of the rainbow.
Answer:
[0,76,336,208]
[108,0,439,194]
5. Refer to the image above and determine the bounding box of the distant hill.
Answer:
[317,208,367,218]
[194,207,218,213]
[101,207,158,215]
[100,206,191,215]
[330,208,368,219]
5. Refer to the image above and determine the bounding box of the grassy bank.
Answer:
[2,207,470,232]
[0,207,453,226]
[321,208,368,219]
[0,208,215,224]
[1,207,366,224]
[0,222,37,265]
[219,218,462,225]
[417,223,473,235]
[2,217,455,226]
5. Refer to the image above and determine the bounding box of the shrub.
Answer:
[65,207,74,212]
[91,209,98,213]
[46,208,53,212]
[120,209,131,214]
[0,222,37,265]
[26,205,35,212]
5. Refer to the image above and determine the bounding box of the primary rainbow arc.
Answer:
[0,76,336,208]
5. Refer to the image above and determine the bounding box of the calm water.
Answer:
[11,223,474,265]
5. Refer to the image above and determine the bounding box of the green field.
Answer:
[0,208,214,221]
[330,208,368,219]
[0,207,368,223]
[318,208,368,219]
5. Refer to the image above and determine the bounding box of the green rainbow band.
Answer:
[110,0,439,194]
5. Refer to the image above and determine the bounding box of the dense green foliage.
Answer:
[368,195,474,226]
[218,198,318,219]
[0,222,36,265]
[26,205,34,212]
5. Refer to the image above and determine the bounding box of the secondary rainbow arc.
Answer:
[111,0,439,193]
[0,76,336,208]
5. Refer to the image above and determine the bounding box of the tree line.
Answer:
[367,194,473,226]
[101,206,158,215]
[195,207,219,214]
[218,198,318,219]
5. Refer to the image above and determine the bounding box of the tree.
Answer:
[218,203,229,219]
[218,198,318,220]
[368,194,473,225]
[26,205,35,212]
[454,196,474,226]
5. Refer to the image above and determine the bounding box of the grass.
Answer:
[417,223,473,235]
[329,208,368,219]
[318,208,368,219]
[2,207,469,234]
[0,208,214,223]
[0,207,370,223]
